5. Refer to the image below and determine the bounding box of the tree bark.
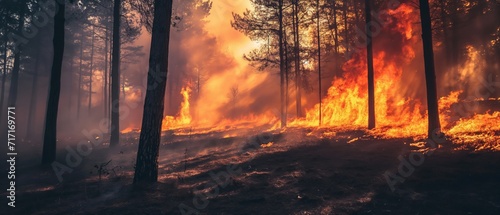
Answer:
[27,38,42,137]
[365,0,375,129]
[110,0,121,147]
[279,0,286,127]
[133,0,173,184]
[42,0,65,165]
[284,19,289,121]
[419,0,441,138]
[333,1,339,55]
[77,32,83,119]
[293,1,302,118]
[343,0,349,54]
[317,0,322,126]
[0,34,7,123]
[104,20,109,117]
[7,9,25,108]
[89,26,95,114]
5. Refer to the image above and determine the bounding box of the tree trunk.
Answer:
[77,32,83,119]
[449,1,459,69]
[104,21,109,117]
[134,0,173,184]
[419,0,441,138]
[284,19,289,121]
[68,51,74,111]
[333,1,339,55]
[27,39,42,137]
[42,0,65,165]
[7,10,25,108]
[278,0,286,127]
[293,1,302,118]
[108,30,112,127]
[317,0,322,126]
[110,0,121,147]
[7,49,20,108]
[0,34,8,123]
[365,0,375,129]
[89,26,95,114]
[343,0,349,54]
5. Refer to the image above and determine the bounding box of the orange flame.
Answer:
[290,3,499,148]
[162,86,192,130]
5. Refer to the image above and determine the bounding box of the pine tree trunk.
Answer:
[279,0,286,127]
[365,0,375,129]
[42,0,65,165]
[27,40,42,137]
[77,32,83,119]
[343,0,349,54]
[7,10,25,108]
[450,1,459,69]
[284,20,289,120]
[333,2,339,55]
[89,26,95,114]
[317,0,322,126]
[293,1,302,118]
[0,35,7,123]
[108,31,112,125]
[68,51,74,111]
[419,0,441,138]
[110,0,121,147]
[104,21,109,117]
[7,50,20,108]
[134,0,173,184]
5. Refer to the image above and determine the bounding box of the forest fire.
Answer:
[117,2,498,149]
[117,2,500,150]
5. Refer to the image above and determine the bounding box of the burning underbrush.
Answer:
[118,3,500,152]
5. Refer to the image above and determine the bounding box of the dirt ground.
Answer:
[2,127,500,214]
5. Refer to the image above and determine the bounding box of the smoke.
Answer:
[109,0,279,131]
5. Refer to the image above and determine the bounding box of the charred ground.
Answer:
[4,127,500,214]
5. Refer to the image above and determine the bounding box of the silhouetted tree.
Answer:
[134,0,173,183]
[7,3,25,108]
[365,0,375,129]
[279,0,286,127]
[110,0,121,147]
[316,0,322,126]
[292,0,302,118]
[42,0,66,164]
[419,0,441,138]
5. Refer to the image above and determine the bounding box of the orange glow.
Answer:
[162,86,193,130]
[288,3,499,148]
[291,3,425,139]
[120,2,498,151]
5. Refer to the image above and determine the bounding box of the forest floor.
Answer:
[3,126,500,215]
